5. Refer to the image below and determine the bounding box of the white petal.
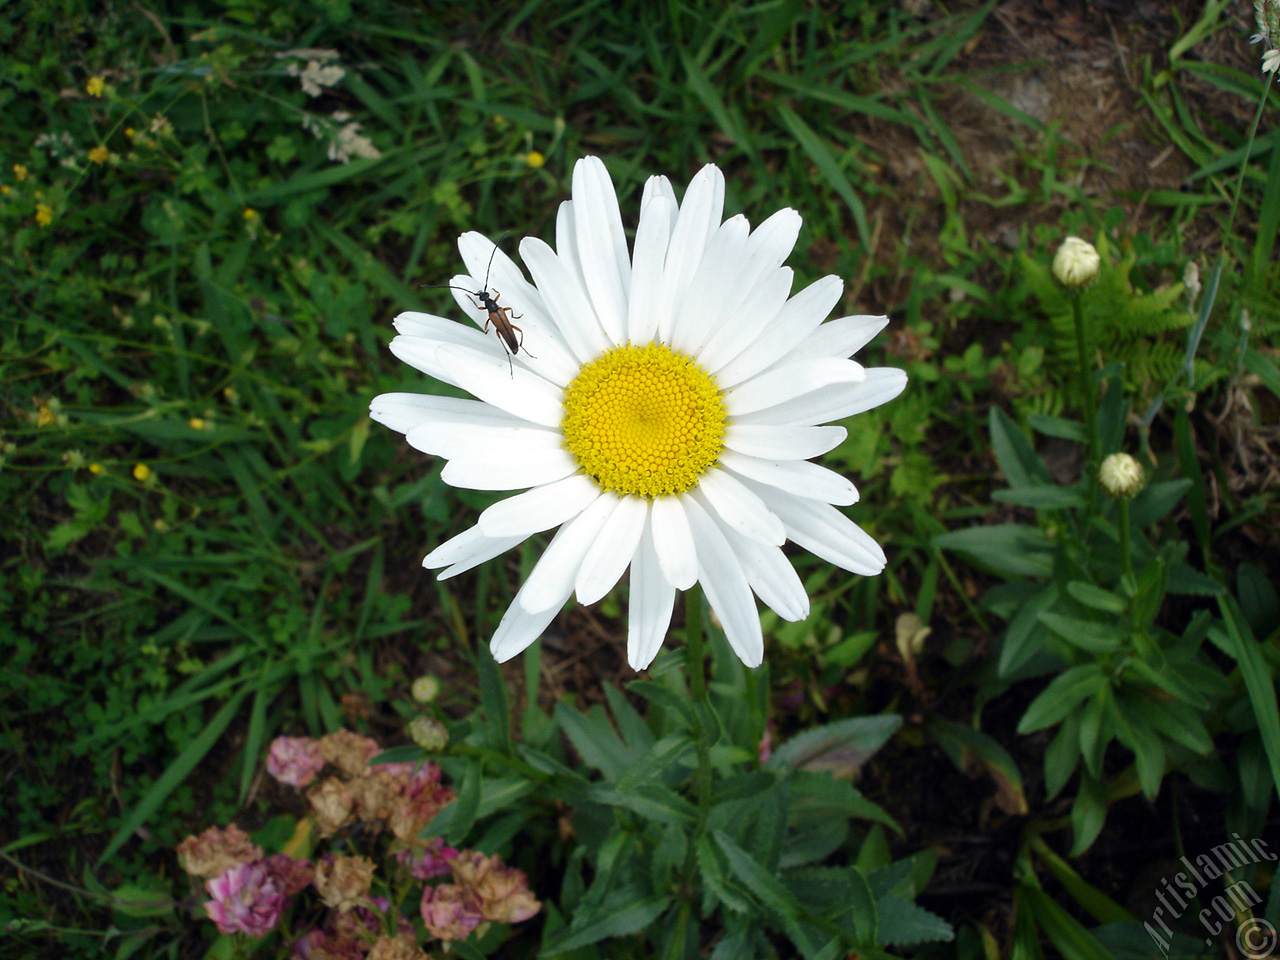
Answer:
[682,497,763,668]
[440,445,577,491]
[389,328,495,388]
[670,215,751,355]
[719,450,859,505]
[478,475,601,538]
[640,174,678,217]
[801,314,890,360]
[490,584,567,662]
[519,237,610,362]
[454,233,579,384]
[433,343,565,427]
[714,275,845,387]
[370,393,519,436]
[721,526,810,622]
[393,310,471,341]
[572,157,630,344]
[575,496,647,605]
[725,358,866,417]
[755,491,886,575]
[626,193,675,345]
[518,493,618,613]
[404,421,559,460]
[627,528,676,670]
[695,469,786,546]
[649,495,698,590]
[723,423,847,460]
[656,164,725,342]
[698,266,793,375]
[423,524,525,577]
[739,367,907,426]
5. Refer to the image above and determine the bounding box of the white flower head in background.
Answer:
[1052,236,1100,287]
[371,157,907,670]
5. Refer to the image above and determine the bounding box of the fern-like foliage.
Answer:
[1018,233,1221,406]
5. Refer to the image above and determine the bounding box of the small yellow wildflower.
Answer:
[0,185,11,196]
[125,127,136,138]
[243,207,259,222]
[86,76,106,97]
[14,164,29,181]
[89,463,104,475]
[88,145,110,164]
[36,405,55,427]
[525,150,546,169]
[133,463,152,482]
[188,417,206,430]
[35,203,53,227]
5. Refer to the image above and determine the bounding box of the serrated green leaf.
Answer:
[541,893,673,953]
[875,895,954,946]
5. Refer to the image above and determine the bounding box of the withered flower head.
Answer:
[317,730,382,776]
[313,855,376,911]
[308,777,356,836]
[175,824,263,879]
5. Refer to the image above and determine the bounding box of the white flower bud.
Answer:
[1099,453,1144,498]
[1053,237,1100,287]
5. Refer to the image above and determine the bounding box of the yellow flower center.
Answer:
[561,343,726,498]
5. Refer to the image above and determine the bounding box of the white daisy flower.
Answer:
[371,157,907,670]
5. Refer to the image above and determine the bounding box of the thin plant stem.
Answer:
[1070,290,1099,465]
[1118,497,1134,585]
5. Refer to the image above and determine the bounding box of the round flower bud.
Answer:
[1098,452,1144,498]
[409,716,448,752]
[1053,236,1100,286]
[410,675,440,704]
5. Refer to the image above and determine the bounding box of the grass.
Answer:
[2,0,1278,958]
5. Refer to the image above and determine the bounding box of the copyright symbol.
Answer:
[1237,918,1277,959]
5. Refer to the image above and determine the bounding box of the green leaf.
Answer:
[999,586,1059,676]
[1126,697,1213,755]
[1018,883,1114,960]
[1069,772,1108,856]
[1018,665,1107,735]
[1129,479,1193,529]
[925,717,1027,815]
[541,893,673,953]
[933,524,1055,579]
[989,407,1049,489]
[1065,581,1127,614]
[555,703,630,780]
[1213,597,1280,801]
[767,715,901,775]
[1038,613,1127,653]
[875,895,954,946]
[993,486,1086,510]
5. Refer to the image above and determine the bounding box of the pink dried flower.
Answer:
[419,883,484,940]
[450,851,540,924]
[292,928,365,960]
[394,838,458,880]
[263,853,314,896]
[176,824,263,879]
[267,736,326,787]
[204,861,287,937]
